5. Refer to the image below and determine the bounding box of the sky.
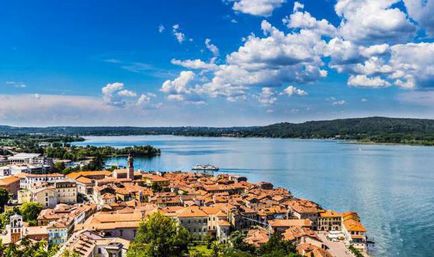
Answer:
[1,0,434,127]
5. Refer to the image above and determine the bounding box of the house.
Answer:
[75,211,145,241]
[296,243,333,257]
[317,210,342,231]
[268,218,312,232]
[172,206,209,236]
[0,176,20,196]
[59,230,130,257]
[18,180,77,208]
[286,199,321,227]
[16,173,65,189]
[342,212,367,251]
[244,227,270,247]
[282,227,323,248]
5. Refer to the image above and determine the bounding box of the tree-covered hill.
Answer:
[3,117,434,145]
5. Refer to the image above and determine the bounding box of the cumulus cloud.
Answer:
[172,24,185,43]
[171,59,218,71]
[158,24,165,33]
[101,82,157,108]
[404,0,434,36]
[257,87,277,105]
[283,3,337,36]
[198,20,328,100]
[348,75,391,88]
[282,85,308,96]
[160,71,205,103]
[230,0,286,17]
[335,0,416,44]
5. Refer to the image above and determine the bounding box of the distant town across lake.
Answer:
[73,135,434,257]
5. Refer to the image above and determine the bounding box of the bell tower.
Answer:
[127,153,134,180]
[10,214,23,243]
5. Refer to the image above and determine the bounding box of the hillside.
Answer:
[2,117,434,145]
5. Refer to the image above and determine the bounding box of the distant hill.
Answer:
[2,117,434,145]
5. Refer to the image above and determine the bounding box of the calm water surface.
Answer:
[73,135,434,257]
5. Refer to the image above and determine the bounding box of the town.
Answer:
[0,152,369,257]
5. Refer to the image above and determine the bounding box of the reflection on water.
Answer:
[73,135,434,257]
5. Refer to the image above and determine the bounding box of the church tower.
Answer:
[127,153,134,180]
[10,213,23,243]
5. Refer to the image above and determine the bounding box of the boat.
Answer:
[192,164,219,172]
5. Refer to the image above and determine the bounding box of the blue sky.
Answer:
[1,0,434,126]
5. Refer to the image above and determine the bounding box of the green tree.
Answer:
[20,202,43,224]
[0,209,15,229]
[127,212,191,257]
[0,188,10,212]
[53,161,66,173]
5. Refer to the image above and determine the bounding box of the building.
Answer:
[172,206,209,236]
[0,176,20,196]
[57,230,129,257]
[17,173,65,189]
[317,210,342,231]
[75,211,145,241]
[268,218,312,233]
[342,212,367,251]
[18,180,77,208]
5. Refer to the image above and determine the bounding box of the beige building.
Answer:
[342,212,367,251]
[18,180,77,208]
[317,210,342,231]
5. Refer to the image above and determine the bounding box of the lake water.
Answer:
[73,135,434,257]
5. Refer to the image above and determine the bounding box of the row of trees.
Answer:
[127,212,302,257]
[45,145,160,161]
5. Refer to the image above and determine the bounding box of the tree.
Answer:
[20,202,43,224]
[0,188,10,212]
[53,161,66,173]
[258,233,300,257]
[127,212,191,257]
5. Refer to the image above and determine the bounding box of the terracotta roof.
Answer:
[175,206,208,218]
[0,176,20,185]
[296,243,333,257]
[319,210,341,218]
[268,219,312,228]
[244,228,269,247]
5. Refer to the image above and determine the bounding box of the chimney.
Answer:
[127,153,134,180]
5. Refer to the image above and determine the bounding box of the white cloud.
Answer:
[101,82,157,108]
[293,1,304,12]
[205,38,219,57]
[172,24,186,43]
[332,99,346,106]
[257,87,277,105]
[118,89,137,97]
[388,43,434,88]
[282,85,308,96]
[171,59,218,71]
[5,81,27,88]
[158,24,165,33]
[199,20,327,100]
[161,71,205,103]
[283,5,337,36]
[230,0,286,17]
[348,75,391,88]
[335,0,416,44]
[404,0,434,36]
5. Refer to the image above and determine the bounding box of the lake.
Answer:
[73,135,434,257]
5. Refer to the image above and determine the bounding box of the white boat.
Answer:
[192,164,219,171]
